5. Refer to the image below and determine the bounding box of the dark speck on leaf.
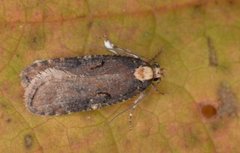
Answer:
[24,134,33,149]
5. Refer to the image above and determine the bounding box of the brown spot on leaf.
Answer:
[193,3,202,10]
[24,134,33,149]
[5,118,11,123]
[193,1,206,10]
[207,36,218,67]
[200,104,217,119]
[228,0,235,5]
[217,82,238,118]
[87,21,93,29]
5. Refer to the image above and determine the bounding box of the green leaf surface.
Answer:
[0,0,240,153]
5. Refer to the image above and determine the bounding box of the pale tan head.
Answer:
[134,64,163,82]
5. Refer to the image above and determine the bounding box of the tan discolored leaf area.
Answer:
[0,0,240,153]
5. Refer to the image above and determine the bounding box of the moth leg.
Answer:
[151,83,165,95]
[129,92,145,129]
[108,92,145,125]
[103,38,140,59]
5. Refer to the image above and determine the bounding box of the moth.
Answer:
[20,39,164,116]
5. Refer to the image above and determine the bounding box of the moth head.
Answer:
[151,63,164,82]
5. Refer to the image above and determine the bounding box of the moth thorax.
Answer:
[134,66,153,81]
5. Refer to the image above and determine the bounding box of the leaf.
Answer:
[0,0,240,153]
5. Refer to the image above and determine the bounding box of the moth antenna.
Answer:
[103,37,145,59]
[148,48,163,64]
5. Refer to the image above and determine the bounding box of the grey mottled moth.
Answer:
[20,39,164,116]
